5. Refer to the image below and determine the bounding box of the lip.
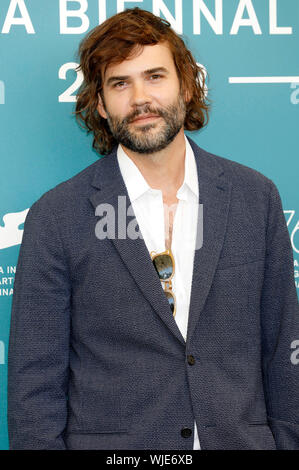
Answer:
[132,115,160,123]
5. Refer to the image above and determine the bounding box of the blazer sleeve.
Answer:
[7,194,71,449]
[260,180,299,449]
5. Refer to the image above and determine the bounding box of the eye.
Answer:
[114,81,126,89]
[150,74,162,81]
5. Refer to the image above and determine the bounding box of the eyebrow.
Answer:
[105,67,170,87]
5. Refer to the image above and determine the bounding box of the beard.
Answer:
[104,93,187,154]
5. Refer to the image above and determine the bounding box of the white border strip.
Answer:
[229,77,299,84]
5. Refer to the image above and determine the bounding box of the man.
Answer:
[7,8,299,450]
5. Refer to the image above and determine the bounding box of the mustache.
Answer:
[124,106,167,124]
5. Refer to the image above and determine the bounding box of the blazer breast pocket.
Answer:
[216,249,265,271]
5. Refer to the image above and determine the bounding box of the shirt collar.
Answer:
[117,134,199,203]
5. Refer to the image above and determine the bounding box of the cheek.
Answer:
[154,84,181,106]
[108,96,130,118]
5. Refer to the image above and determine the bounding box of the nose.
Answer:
[130,81,151,107]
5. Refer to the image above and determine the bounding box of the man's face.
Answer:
[97,42,187,154]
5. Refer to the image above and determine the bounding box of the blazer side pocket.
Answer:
[76,387,129,434]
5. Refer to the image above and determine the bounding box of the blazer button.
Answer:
[187,354,195,365]
[181,427,192,438]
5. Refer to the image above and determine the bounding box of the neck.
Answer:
[119,128,186,196]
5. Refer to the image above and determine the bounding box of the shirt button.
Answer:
[187,354,195,365]
[181,427,192,438]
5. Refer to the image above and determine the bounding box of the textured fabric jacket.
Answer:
[7,137,299,449]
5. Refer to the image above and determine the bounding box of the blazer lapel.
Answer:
[186,138,232,343]
[89,147,186,346]
[88,138,232,347]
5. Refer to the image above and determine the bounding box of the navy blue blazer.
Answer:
[7,137,299,449]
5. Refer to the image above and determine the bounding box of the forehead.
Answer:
[103,43,176,82]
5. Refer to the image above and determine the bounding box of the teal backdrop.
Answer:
[0,0,298,450]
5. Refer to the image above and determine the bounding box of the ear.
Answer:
[97,93,108,119]
[184,87,191,104]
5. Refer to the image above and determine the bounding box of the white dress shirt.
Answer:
[117,134,201,450]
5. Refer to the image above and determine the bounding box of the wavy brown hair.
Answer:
[75,7,210,155]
